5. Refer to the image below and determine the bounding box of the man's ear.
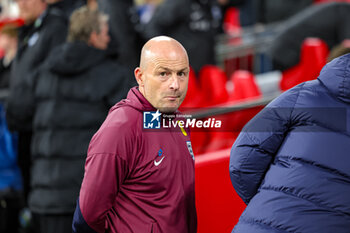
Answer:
[134,67,144,86]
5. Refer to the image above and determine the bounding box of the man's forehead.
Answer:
[145,48,186,59]
[152,57,189,70]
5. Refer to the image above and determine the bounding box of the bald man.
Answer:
[72,36,197,233]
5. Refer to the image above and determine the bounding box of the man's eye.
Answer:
[178,72,187,77]
[160,72,167,76]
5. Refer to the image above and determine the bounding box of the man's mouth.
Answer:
[165,96,180,101]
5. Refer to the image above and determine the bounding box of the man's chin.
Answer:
[159,105,179,113]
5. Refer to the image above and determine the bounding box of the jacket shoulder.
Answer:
[293,79,338,108]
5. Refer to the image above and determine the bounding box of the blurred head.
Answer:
[67,6,110,50]
[87,0,98,10]
[328,39,350,62]
[134,36,189,113]
[45,0,62,4]
[0,24,19,61]
[15,0,47,25]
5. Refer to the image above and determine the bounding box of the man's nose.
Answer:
[169,74,179,90]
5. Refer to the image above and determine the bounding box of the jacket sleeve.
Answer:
[6,69,37,132]
[72,118,132,233]
[229,84,302,204]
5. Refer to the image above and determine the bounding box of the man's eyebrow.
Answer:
[157,67,172,71]
[157,67,189,72]
[178,67,189,72]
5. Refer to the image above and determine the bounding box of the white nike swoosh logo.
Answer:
[154,157,165,166]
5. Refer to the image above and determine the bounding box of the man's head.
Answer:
[67,6,110,50]
[15,0,47,25]
[44,0,62,4]
[135,36,189,113]
[0,24,19,53]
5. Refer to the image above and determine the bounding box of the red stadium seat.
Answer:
[199,65,229,106]
[223,7,241,35]
[281,37,329,91]
[229,70,261,101]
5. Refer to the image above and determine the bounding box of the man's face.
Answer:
[136,49,189,113]
[16,0,46,24]
[0,34,16,53]
[92,22,110,50]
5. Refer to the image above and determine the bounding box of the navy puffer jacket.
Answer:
[229,53,350,233]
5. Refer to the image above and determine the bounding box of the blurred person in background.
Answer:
[7,5,129,233]
[327,39,350,62]
[254,0,313,25]
[5,0,47,229]
[136,0,227,74]
[97,0,236,76]
[236,0,313,27]
[6,0,82,212]
[0,22,22,233]
[266,2,350,71]
[0,23,19,88]
[45,0,85,17]
[0,0,20,20]
[97,0,142,80]
[6,0,83,231]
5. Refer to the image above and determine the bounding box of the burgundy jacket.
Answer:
[72,87,197,233]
